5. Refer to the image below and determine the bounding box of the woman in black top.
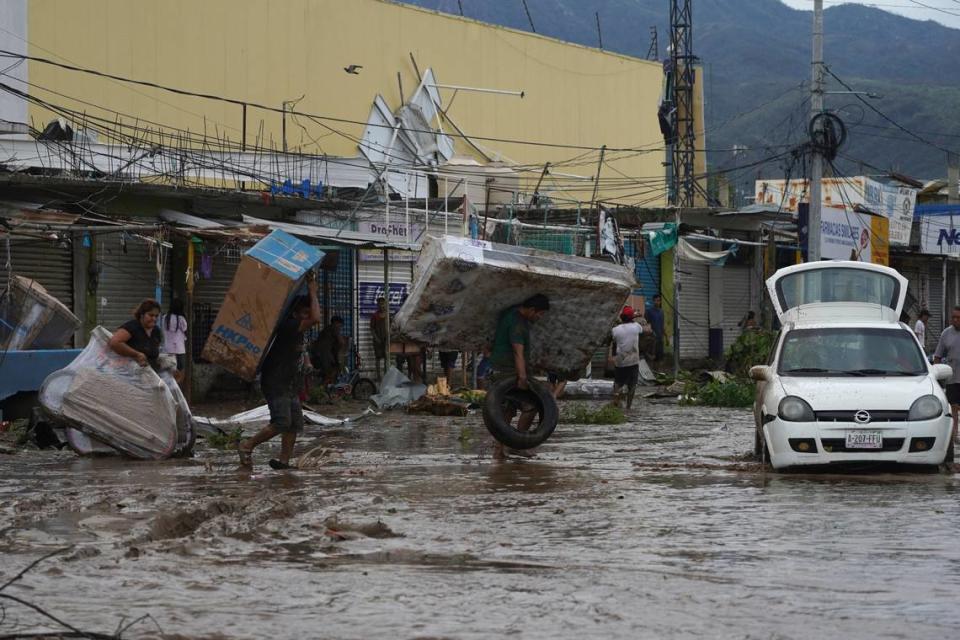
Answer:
[109,299,164,369]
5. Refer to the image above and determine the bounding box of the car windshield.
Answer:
[776,267,899,311]
[777,327,926,376]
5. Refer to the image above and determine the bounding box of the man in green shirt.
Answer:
[490,294,550,458]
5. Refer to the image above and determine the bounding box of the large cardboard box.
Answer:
[202,230,324,380]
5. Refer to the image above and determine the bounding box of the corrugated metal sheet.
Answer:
[623,237,660,298]
[677,261,709,359]
[191,247,242,362]
[313,246,356,355]
[97,234,171,332]
[0,235,74,312]
[929,261,945,342]
[721,266,752,352]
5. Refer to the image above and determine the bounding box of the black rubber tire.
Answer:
[482,376,559,450]
[945,439,955,464]
[352,378,377,401]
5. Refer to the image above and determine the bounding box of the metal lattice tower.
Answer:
[647,26,658,60]
[669,0,696,207]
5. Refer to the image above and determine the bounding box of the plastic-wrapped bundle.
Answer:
[0,276,80,350]
[40,327,194,459]
[393,236,635,377]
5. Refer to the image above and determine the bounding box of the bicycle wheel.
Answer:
[352,378,377,401]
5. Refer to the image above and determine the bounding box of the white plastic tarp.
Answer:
[193,405,372,436]
[39,327,194,459]
[369,366,427,409]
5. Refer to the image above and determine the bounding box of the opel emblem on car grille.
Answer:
[854,410,872,424]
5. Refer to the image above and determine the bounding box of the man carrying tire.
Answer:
[489,294,551,459]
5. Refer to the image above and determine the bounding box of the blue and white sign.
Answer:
[359,282,408,316]
[918,206,960,256]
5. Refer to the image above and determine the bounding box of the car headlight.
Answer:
[778,396,815,422]
[908,395,943,421]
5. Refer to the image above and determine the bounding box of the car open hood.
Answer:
[766,261,908,324]
[778,374,934,410]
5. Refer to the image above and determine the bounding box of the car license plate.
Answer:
[846,431,883,449]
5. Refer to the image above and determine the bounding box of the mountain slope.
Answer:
[403,0,960,180]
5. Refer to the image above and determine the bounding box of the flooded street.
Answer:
[2,400,959,639]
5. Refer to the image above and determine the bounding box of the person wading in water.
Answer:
[238,273,322,470]
[489,294,550,459]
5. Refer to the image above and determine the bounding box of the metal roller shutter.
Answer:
[191,245,242,362]
[929,261,945,342]
[721,266,752,352]
[898,266,926,318]
[357,249,414,376]
[97,233,171,332]
[625,237,660,299]
[949,264,960,323]
[677,260,709,360]
[0,235,74,313]
[313,245,355,349]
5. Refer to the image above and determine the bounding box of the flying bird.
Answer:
[343,65,363,75]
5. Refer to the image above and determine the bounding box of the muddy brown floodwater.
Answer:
[1,400,959,639]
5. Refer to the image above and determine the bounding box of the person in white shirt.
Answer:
[608,305,643,410]
[914,309,930,352]
[161,298,188,382]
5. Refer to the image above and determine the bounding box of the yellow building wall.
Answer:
[25,0,683,205]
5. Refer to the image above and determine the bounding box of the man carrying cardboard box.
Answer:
[238,273,321,470]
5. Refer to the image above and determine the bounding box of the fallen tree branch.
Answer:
[0,547,156,639]
[0,632,114,639]
[0,593,108,639]
[0,547,73,593]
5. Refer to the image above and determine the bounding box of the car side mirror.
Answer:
[932,363,952,383]
[749,365,772,382]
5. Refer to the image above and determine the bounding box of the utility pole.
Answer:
[670,0,695,209]
[669,0,694,378]
[808,0,825,261]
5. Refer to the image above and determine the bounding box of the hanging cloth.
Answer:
[676,238,739,266]
[648,223,678,256]
[200,254,213,280]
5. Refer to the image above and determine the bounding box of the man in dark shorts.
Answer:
[238,274,321,470]
[934,305,960,445]
[489,293,550,459]
[370,297,389,378]
[645,294,665,362]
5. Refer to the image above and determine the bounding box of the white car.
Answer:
[750,261,954,469]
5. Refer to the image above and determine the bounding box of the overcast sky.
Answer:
[779,0,960,30]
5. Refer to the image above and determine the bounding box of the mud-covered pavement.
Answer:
[2,400,959,639]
